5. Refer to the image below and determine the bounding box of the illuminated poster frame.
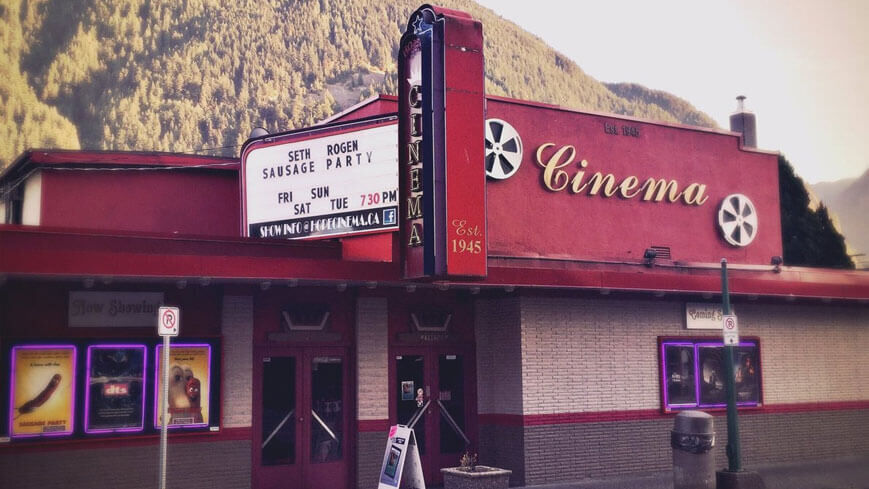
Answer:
[8,344,77,439]
[84,344,147,434]
[153,343,212,429]
[659,338,762,412]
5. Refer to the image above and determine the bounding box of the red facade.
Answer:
[485,97,782,265]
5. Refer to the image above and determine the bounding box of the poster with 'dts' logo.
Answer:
[85,345,146,433]
[9,345,76,438]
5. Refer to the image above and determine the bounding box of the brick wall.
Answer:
[479,423,526,485]
[519,297,868,414]
[357,431,388,489]
[512,295,869,485]
[734,303,869,404]
[734,409,869,464]
[475,296,523,415]
[476,296,526,484]
[356,296,388,489]
[356,296,388,421]
[0,440,251,489]
[520,296,683,414]
[222,295,253,428]
[520,408,869,486]
[524,419,672,485]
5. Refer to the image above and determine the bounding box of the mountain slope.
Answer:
[0,0,80,166]
[810,171,869,268]
[0,0,715,170]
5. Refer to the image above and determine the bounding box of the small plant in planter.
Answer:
[459,451,478,471]
[441,450,511,489]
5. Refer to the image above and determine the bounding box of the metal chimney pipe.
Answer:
[729,95,757,148]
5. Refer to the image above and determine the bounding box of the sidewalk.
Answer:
[513,456,869,489]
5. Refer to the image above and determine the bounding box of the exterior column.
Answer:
[475,296,525,485]
[356,296,389,488]
[222,294,253,428]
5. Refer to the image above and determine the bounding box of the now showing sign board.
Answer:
[242,119,399,239]
[68,292,164,327]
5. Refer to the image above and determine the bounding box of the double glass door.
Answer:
[393,347,475,485]
[253,347,349,489]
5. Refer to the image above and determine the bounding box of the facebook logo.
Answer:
[384,208,396,225]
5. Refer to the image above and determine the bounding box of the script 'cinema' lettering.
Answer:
[535,143,709,206]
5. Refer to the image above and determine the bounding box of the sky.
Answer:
[475,0,869,184]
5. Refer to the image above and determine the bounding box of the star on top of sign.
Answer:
[412,15,426,34]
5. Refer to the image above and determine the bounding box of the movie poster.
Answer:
[663,344,696,406]
[9,345,76,438]
[85,345,146,433]
[154,344,211,428]
[734,345,760,403]
[698,344,726,406]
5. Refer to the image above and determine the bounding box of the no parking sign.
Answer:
[722,314,739,345]
[157,307,179,337]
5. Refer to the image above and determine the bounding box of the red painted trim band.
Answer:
[746,400,869,415]
[357,419,390,432]
[0,426,252,454]
[479,401,869,426]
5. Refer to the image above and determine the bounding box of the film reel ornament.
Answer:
[718,193,758,247]
[485,119,523,180]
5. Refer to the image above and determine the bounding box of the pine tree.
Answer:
[778,154,853,268]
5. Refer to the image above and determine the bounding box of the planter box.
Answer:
[441,466,512,489]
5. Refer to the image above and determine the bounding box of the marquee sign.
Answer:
[241,119,399,239]
[399,5,487,279]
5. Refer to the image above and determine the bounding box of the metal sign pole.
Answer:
[159,334,170,489]
[720,259,742,472]
[156,306,178,489]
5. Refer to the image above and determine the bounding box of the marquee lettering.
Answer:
[535,143,709,206]
[406,82,425,247]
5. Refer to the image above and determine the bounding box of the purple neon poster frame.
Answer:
[153,343,211,429]
[84,344,147,434]
[660,341,696,409]
[661,340,761,411]
[8,344,77,439]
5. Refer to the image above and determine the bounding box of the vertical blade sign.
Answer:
[399,5,487,279]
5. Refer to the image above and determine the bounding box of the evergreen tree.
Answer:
[778,154,853,268]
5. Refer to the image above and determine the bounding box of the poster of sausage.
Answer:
[9,345,77,438]
[153,344,211,428]
[84,344,147,433]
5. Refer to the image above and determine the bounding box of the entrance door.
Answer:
[253,347,350,489]
[393,347,476,485]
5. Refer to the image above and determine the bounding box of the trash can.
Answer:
[672,410,715,489]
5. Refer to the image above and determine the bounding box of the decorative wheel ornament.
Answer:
[718,194,758,247]
[485,119,523,180]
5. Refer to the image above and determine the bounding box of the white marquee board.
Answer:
[242,121,398,239]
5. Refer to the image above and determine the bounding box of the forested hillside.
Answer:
[0,0,716,169]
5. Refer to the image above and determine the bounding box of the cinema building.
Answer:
[1,5,866,489]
